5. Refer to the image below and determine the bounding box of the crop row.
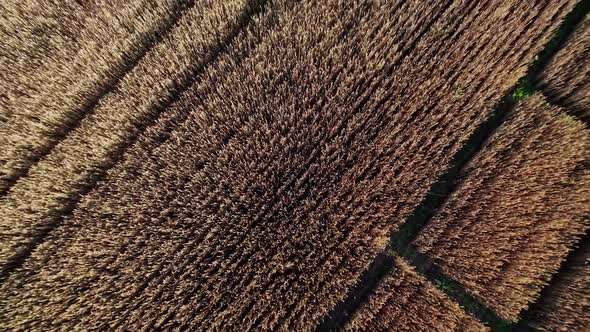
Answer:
[415,94,589,321]
[537,14,589,121]
[0,0,189,192]
[528,240,589,331]
[0,0,577,330]
[344,257,486,332]
[0,0,257,273]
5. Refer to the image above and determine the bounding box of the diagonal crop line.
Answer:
[529,0,590,83]
[392,248,512,330]
[398,249,510,328]
[388,92,515,260]
[512,2,590,319]
[0,0,270,285]
[533,0,590,126]
[117,3,457,328]
[514,230,589,330]
[316,89,517,331]
[315,254,396,332]
[0,0,197,198]
[318,1,590,331]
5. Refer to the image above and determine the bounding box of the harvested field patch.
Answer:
[0,0,258,276]
[344,257,487,332]
[537,14,590,121]
[528,240,590,331]
[0,0,586,331]
[414,94,590,321]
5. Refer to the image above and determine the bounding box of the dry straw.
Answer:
[0,0,579,330]
[0,0,254,273]
[529,241,589,331]
[537,15,589,121]
[415,94,590,320]
[0,0,187,192]
[345,257,487,332]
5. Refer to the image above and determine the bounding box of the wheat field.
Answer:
[0,0,588,331]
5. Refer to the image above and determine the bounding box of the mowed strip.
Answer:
[0,0,256,273]
[0,0,576,330]
[537,14,589,121]
[414,95,590,321]
[528,241,589,331]
[0,0,189,193]
[344,257,487,332]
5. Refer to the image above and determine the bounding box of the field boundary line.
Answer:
[534,0,590,125]
[511,4,590,328]
[512,4,590,326]
[0,0,197,197]
[132,3,457,330]
[513,230,589,331]
[536,84,590,125]
[316,1,590,331]
[0,0,270,284]
[319,90,517,331]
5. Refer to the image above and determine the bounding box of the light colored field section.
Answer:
[0,0,253,272]
[538,15,590,121]
[415,94,590,320]
[345,257,487,332]
[0,0,576,330]
[0,0,188,192]
[529,241,589,331]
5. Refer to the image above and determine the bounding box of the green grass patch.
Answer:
[512,79,535,100]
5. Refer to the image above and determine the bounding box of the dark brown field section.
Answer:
[414,94,590,321]
[0,0,257,273]
[537,14,590,122]
[0,0,192,194]
[0,0,578,330]
[528,241,589,331]
[344,257,487,332]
